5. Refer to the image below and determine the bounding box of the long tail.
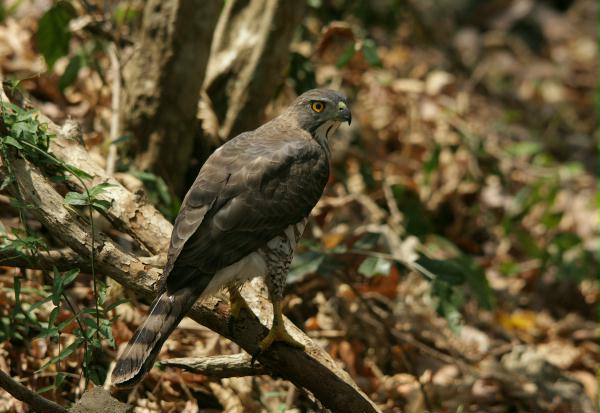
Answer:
[111,286,201,387]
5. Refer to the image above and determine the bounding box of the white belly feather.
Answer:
[198,220,307,298]
[201,251,267,298]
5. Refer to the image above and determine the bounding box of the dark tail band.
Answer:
[111,286,201,387]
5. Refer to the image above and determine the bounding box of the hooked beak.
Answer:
[337,101,352,125]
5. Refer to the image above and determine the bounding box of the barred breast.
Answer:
[200,218,308,298]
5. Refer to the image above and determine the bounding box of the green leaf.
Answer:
[98,318,113,341]
[113,5,140,25]
[82,316,99,331]
[336,44,356,68]
[461,257,494,310]
[40,338,83,370]
[506,141,542,157]
[12,120,38,139]
[288,251,325,283]
[361,39,381,67]
[111,135,130,145]
[432,279,464,333]
[414,255,465,285]
[358,256,392,277]
[87,182,116,198]
[54,372,66,389]
[51,267,63,305]
[423,143,441,175]
[353,232,380,250]
[37,1,76,69]
[28,295,53,313]
[36,384,55,394]
[64,191,88,206]
[3,136,23,149]
[67,165,93,180]
[48,306,60,327]
[62,268,79,287]
[97,280,108,305]
[59,54,83,91]
[91,198,111,213]
[56,314,77,330]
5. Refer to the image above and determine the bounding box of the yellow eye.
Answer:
[311,102,325,113]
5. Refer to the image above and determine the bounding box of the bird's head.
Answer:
[288,89,352,140]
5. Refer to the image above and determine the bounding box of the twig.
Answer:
[106,43,121,176]
[333,270,434,412]
[160,353,267,378]
[207,382,245,413]
[0,370,68,413]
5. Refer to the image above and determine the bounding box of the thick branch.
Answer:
[0,115,381,413]
[47,122,172,255]
[160,353,267,378]
[4,155,381,413]
[0,369,68,413]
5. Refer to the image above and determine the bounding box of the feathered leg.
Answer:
[258,299,304,352]
[256,263,304,355]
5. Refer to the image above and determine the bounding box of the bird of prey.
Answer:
[112,89,351,387]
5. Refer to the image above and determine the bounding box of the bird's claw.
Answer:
[227,292,251,336]
[251,322,305,365]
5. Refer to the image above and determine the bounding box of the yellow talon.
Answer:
[229,290,251,320]
[228,288,252,337]
[259,301,304,352]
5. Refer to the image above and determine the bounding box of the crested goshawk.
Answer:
[112,89,351,386]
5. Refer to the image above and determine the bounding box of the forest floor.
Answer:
[0,1,598,412]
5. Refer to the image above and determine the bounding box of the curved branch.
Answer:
[0,369,68,413]
[1,119,382,413]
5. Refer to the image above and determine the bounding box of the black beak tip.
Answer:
[342,110,352,125]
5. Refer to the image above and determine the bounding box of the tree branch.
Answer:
[0,247,89,271]
[160,353,267,378]
[0,108,382,413]
[0,369,68,413]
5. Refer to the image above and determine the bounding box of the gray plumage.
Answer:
[112,89,351,387]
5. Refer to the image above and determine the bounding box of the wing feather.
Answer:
[160,129,329,293]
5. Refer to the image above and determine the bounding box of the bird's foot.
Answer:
[230,294,251,319]
[228,292,251,336]
[252,322,304,364]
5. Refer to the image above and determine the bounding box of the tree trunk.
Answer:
[202,0,306,141]
[122,0,221,194]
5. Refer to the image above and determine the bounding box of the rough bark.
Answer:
[0,369,68,413]
[122,0,221,193]
[48,121,173,255]
[161,353,268,378]
[202,0,305,142]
